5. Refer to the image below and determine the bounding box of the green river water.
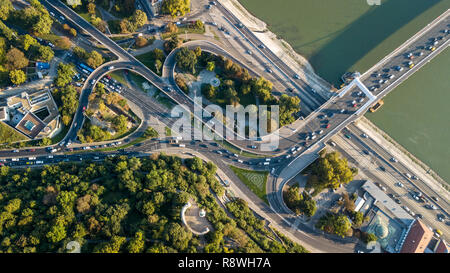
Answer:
[239,0,450,182]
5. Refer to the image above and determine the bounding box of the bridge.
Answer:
[268,9,450,215]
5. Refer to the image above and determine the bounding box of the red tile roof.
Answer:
[434,240,449,253]
[400,220,433,253]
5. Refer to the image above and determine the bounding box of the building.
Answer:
[359,180,415,253]
[433,239,449,253]
[400,220,433,253]
[0,89,60,139]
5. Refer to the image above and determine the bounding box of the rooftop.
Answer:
[400,220,433,253]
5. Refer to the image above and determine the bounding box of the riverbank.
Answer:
[356,117,449,197]
[218,0,333,98]
[219,0,449,189]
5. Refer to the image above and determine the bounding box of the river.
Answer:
[239,0,450,182]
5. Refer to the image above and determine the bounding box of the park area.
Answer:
[229,166,268,203]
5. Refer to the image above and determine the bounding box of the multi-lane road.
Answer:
[2,0,448,252]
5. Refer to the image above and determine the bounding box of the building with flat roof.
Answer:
[400,219,433,253]
[360,180,416,253]
[0,89,60,140]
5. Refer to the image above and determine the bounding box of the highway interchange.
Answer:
[1,1,449,252]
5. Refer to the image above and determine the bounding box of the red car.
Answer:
[83,106,86,111]
[29,149,35,152]
[353,104,357,108]
[326,124,330,129]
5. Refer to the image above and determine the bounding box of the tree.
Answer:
[206,61,215,72]
[201,84,216,100]
[127,231,145,253]
[164,36,182,54]
[5,48,29,70]
[154,59,162,74]
[56,37,71,50]
[37,45,54,62]
[87,2,96,14]
[112,115,128,134]
[364,232,378,244]
[135,36,148,48]
[132,10,147,29]
[55,63,75,87]
[161,0,191,18]
[279,94,300,126]
[165,22,178,34]
[86,51,104,68]
[175,47,197,74]
[9,70,26,85]
[40,137,52,146]
[69,28,77,37]
[316,213,351,238]
[144,127,159,138]
[0,0,13,20]
[194,20,204,30]
[307,150,358,194]
[163,222,192,251]
[20,34,37,51]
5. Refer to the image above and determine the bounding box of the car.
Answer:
[405,173,412,179]
[394,199,401,204]
[396,182,404,188]
[363,150,369,155]
[29,149,35,152]
[246,50,252,55]
[340,109,345,113]
[361,133,368,138]
[431,196,439,202]
[266,68,272,73]
[258,44,266,49]
[390,157,398,162]
[294,74,300,79]
[329,141,336,147]
[328,113,335,118]
[344,134,351,139]
[325,124,331,129]
[411,175,418,180]
[379,166,386,171]
[416,214,423,219]
[12,149,19,153]
[108,66,115,70]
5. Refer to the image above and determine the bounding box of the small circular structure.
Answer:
[199,209,206,218]
[210,77,220,87]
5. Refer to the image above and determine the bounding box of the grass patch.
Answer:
[135,51,165,76]
[165,126,172,137]
[0,122,28,144]
[109,71,128,85]
[229,165,268,204]
[154,90,175,109]
[161,26,206,39]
